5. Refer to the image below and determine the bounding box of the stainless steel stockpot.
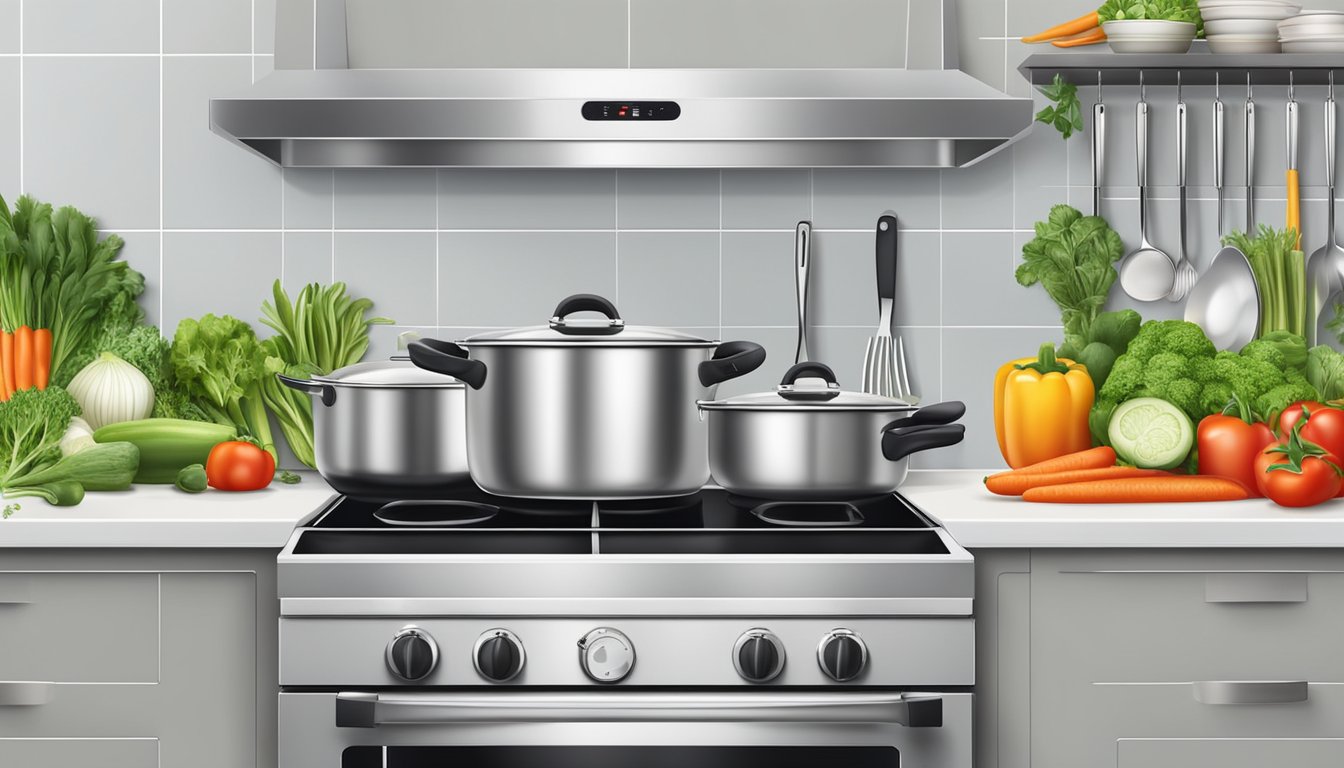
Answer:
[408,294,766,500]
[698,362,965,499]
[278,360,469,498]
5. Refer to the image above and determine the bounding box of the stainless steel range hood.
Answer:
[210,1,1033,169]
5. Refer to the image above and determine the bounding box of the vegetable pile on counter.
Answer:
[0,194,392,508]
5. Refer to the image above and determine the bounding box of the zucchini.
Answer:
[93,418,235,484]
[7,442,140,492]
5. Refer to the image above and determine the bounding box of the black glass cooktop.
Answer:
[294,487,946,557]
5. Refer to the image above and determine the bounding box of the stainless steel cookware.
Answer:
[409,294,767,499]
[277,360,468,498]
[699,363,964,499]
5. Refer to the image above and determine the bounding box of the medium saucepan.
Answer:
[277,360,469,498]
[698,362,965,499]
[409,294,767,499]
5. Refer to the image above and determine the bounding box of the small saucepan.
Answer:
[698,362,965,499]
[277,359,469,498]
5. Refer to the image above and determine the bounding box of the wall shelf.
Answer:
[1020,50,1344,87]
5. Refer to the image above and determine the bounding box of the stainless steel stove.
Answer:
[277,487,974,768]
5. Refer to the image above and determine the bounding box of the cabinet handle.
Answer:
[1205,573,1307,603]
[1193,681,1308,705]
[0,682,52,706]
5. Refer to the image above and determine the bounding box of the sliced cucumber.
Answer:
[1107,397,1194,470]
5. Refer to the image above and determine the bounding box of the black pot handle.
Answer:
[698,341,767,387]
[881,424,965,462]
[550,293,625,336]
[779,362,838,387]
[276,373,337,407]
[408,339,487,390]
[903,401,966,428]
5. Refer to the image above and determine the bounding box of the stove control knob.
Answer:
[578,627,635,683]
[817,628,868,682]
[733,629,786,683]
[474,629,525,683]
[385,626,438,681]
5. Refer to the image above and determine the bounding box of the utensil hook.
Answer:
[1177,70,1183,103]
[1097,69,1102,102]
[1215,71,1220,101]
[1331,70,1336,101]
[1247,71,1253,102]
[1139,69,1146,103]
[1289,70,1296,104]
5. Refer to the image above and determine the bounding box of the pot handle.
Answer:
[408,339,487,390]
[550,293,625,336]
[698,341,767,387]
[890,401,966,430]
[881,424,965,463]
[276,373,337,407]
[779,362,837,386]
[777,362,842,402]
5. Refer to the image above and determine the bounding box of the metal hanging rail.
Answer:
[1020,51,1344,87]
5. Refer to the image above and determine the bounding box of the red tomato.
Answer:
[206,441,276,491]
[1197,414,1276,496]
[1285,404,1344,457]
[1255,443,1344,508]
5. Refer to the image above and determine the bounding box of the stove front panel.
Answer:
[280,616,973,687]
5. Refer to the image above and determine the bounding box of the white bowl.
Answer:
[1206,18,1284,34]
[1279,9,1344,25]
[1200,0,1300,7]
[1280,29,1344,40]
[1102,19,1198,38]
[1109,36,1198,53]
[1201,4,1301,21]
[1208,35,1284,51]
[1282,38,1344,50]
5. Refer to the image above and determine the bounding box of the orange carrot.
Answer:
[986,447,1117,481]
[986,467,1170,497]
[1051,27,1106,47]
[1022,11,1100,43]
[33,328,52,391]
[1022,477,1251,504]
[0,331,15,401]
[14,326,34,392]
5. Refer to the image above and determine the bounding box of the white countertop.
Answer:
[903,470,1344,549]
[0,471,335,549]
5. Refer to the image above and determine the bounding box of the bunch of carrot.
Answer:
[0,326,53,401]
[984,447,1251,503]
[1021,11,1107,48]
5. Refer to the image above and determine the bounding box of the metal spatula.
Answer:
[861,214,916,403]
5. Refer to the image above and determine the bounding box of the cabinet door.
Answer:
[0,572,158,682]
[1119,738,1344,768]
[0,737,158,767]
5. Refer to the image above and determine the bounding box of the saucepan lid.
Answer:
[698,362,921,412]
[461,294,718,348]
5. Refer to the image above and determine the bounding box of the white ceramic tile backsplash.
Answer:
[9,0,1344,471]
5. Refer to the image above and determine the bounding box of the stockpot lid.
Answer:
[459,294,717,348]
[698,362,918,412]
[312,359,465,388]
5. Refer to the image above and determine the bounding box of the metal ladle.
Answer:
[1308,71,1344,348]
[1119,71,1177,301]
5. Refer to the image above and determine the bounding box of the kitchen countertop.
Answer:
[904,470,1344,549]
[0,471,334,549]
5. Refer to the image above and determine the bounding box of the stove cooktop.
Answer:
[293,487,948,556]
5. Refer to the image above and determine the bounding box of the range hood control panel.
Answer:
[581,101,681,121]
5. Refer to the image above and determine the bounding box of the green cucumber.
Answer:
[93,419,235,484]
[1107,398,1194,470]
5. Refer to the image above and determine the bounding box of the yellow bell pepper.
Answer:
[993,343,1095,469]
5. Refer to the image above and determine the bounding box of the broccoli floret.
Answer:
[1143,352,1192,391]
[1164,379,1203,419]
[1255,380,1321,422]
[1239,338,1288,371]
[1212,351,1283,402]
[1098,356,1146,402]
[1200,381,1235,414]
[1153,320,1218,360]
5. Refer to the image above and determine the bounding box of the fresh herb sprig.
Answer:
[1035,74,1085,140]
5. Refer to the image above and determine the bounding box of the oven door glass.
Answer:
[342,745,899,768]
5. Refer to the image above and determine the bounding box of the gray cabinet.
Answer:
[0,550,279,768]
[1023,549,1344,768]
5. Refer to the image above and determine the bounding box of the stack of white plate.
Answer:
[1200,0,1301,52]
[1101,19,1198,53]
[1279,10,1344,52]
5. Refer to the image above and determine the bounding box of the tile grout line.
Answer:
[614,171,620,306]
[435,172,441,328]
[17,0,21,195]
[718,169,723,336]
[158,0,164,329]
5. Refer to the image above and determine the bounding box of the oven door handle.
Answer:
[335,691,942,728]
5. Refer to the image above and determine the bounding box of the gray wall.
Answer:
[2,0,1341,471]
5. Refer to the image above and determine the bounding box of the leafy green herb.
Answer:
[1035,74,1084,140]
[5,441,138,493]
[1308,345,1344,402]
[1098,0,1203,34]
[276,470,302,485]
[0,387,81,488]
[1223,226,1306,337]
[3,503,19,519]
[170,314,275,463]
[258,280,392,468]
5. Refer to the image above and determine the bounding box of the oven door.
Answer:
[279,690,972,768]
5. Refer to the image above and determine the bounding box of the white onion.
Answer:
[59,416,96,456]
[67,353,154,431]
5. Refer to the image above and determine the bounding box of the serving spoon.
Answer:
[1119,71,1177,301]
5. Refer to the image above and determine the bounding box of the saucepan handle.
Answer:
[881,424,965,462]
[550,293,625,336]
[276,374,337,407]
[699,341,767,387]
[779,362,838,386]
[408,339,487,390]
[901,401,966,428]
